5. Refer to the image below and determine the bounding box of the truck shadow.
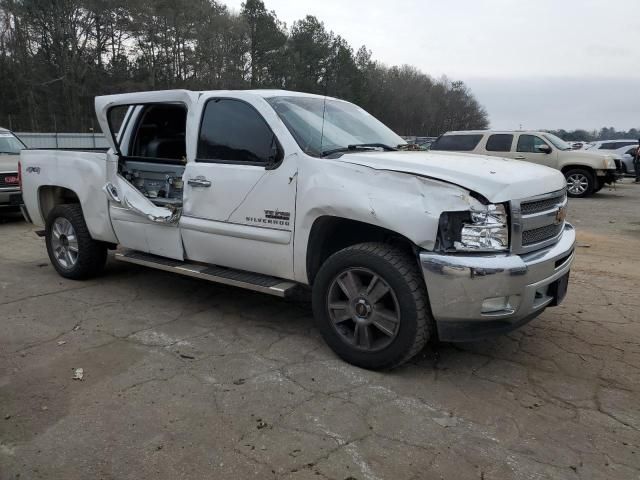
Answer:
[0,211,25,224]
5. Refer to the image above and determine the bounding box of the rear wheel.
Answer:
[565,168,594,198]
[45,204,107,279]
[312,242,432,370]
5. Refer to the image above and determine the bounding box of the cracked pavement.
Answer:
[1,181,640,480]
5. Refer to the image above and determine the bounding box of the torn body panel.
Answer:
[293,156,484,283]
[104,174,184,259]
[103,178,182,225]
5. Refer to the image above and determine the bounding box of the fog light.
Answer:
[482,296,512,314]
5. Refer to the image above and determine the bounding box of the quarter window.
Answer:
[517,135,549,153]
[198,99,277,164]
[485,134,513,152]
[430,134,483,151]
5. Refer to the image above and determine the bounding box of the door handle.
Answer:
[514,155,526,160]
[188,176,212,188]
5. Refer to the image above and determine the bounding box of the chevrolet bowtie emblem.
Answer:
[555,206,567,225]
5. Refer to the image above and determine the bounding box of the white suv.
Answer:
[431,130,618,198]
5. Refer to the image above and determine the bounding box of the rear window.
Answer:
[599,141,636,150]
[485,134,513,152]
[430,134,483,151]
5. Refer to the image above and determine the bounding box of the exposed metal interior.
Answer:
[119,160,185,208]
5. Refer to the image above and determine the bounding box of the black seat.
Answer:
[145,137,186,160]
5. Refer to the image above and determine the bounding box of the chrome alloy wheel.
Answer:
[566,173,589,195]
[326,268,401,351]
[50,217,79,269]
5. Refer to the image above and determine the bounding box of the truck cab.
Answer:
[19,90,576,370]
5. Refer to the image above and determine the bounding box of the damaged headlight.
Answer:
[437,204,509,252]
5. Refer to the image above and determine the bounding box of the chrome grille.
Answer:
[521,191,567,215]
[522,223,563,246]
[511,188,567,254]
[0,172,19,188]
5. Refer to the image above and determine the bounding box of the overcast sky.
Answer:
[223,0,640,131]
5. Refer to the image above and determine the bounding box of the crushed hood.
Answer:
[336,151,566,203]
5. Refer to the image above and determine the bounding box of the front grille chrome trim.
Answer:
[511,188,567,254]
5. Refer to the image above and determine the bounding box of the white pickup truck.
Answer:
[19,89,576,369]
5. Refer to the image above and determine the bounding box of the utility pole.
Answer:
[53,114,58,148]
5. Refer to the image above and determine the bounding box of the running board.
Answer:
[114,250,298,297]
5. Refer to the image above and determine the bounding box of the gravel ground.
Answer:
[1,180,639,480]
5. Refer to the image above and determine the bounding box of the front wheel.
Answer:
[45,204,108,279]
[312,242,432,370]
[565,168,595,198]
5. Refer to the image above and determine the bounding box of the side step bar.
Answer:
[114,250,298,298]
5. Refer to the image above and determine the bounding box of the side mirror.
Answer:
[536,144,552,154]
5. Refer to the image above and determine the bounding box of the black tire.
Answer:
[593,178,603,193]
[45,204,107,279]
[564,168,595,198]
[312,242,432,370]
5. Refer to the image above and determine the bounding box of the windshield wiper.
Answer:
[0,151,18,155]
[396,144,415,150]
[321,143,397,157]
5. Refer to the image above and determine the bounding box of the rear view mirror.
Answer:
[537,144,552,154]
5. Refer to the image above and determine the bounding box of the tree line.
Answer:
[0,0,489,135]
[549,127,640,142]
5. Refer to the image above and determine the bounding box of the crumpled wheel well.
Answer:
[306,216,417,285]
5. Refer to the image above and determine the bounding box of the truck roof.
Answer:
[443,130,551,135]
[97,88,343,103]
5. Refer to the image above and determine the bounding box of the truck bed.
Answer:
[20,149,118,244]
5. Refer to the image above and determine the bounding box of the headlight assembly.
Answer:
[437,204,509,252]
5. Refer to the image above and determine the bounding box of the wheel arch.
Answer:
[560,164,596,176]
[305,215,418,286]
[38,185,81,222]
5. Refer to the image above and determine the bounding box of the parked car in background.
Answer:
[402,136,437,150]
[19,89,575,370]
[585,139,638,151]
[430,130,618,198]
[0,127,26,212]
[610,144,638,175]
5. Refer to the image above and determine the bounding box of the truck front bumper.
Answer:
[420,223,576,342]
[596,169,620,183]
[0,188,22,210]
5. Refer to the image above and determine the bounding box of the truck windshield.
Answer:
[542,133,572,151]
[0,133,26,155]
[266,96,406,157]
